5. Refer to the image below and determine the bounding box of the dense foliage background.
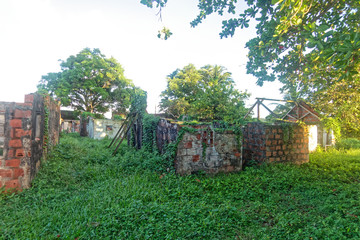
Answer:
[38,48,134,115]
[160,64,250,122]
[142,0,360,137]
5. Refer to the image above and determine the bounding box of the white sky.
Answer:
[0,0,283,115]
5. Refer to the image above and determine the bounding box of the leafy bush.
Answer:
[336,138,360,150]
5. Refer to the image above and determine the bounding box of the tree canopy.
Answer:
[142,0,360,136]
[160,64,249,122]
[38,48,134,115]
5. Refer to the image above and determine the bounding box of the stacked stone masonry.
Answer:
[0,94,60,191]
[175,126,242,175]
[156,120,242,175]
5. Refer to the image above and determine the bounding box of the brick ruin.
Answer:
[0,94,60,191]
[242,122,309,164]
[156,119,309,175]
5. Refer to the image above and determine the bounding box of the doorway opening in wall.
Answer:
[0,112,5,159]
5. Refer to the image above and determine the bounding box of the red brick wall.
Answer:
[243,122,309,164]
[0,93,60,191]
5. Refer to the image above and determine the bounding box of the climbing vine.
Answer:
[280,123,296,145]
[321,117,341,140]
[142,114,160,152]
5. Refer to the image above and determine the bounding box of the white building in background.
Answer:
[87,118,124,140]
[283,101,335,152]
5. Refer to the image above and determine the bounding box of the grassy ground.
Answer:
[0,134,359,239]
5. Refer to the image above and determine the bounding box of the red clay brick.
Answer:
[5,159,21,168]
[14,129,31,138]
[14,109,32,119]
[24,94,34,103]
[184,141,192,149]
[0,169,13,178]
[13,168,24,178]
[5,179,20,189]
[266,151,272,157]
[15,149,24,157]
[275,134,281,139]
[196,134,202,140]
[192,155,200,162]
[10,128,15,138]
[9,139,22,148]
[10,119,22,128]
[7,149,15,158]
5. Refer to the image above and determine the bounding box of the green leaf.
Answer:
[317,24,330,32]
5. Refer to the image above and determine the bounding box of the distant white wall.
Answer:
[308,125,318,152]
[88,119,124,140]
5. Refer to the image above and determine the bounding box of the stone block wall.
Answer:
[176,127,242,175]
[0,94,60,191]
[242,122,309,164]
[156,120,309,175]
[156,120,242,175]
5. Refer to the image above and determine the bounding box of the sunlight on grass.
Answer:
[0,134,359,239]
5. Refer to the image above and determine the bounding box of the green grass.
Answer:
[1,134,359,239]
[336,138,360,150]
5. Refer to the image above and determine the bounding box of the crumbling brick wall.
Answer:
[156,119,179,153]
[156,120,309,175]
[156,120,242,175]
[0,94,60,191]
[176,127,242,175]
[242,122,309,164]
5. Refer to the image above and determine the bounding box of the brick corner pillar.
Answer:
[24,94,35,104]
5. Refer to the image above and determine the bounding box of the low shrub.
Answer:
[336,138,360,150]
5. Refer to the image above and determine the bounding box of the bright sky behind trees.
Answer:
[0,0,283,113]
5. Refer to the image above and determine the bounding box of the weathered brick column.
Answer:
[0,93,60,191]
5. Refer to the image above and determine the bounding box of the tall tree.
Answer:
[142,0,360,135]
[160,64,249,122]
[38,48,134,115]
